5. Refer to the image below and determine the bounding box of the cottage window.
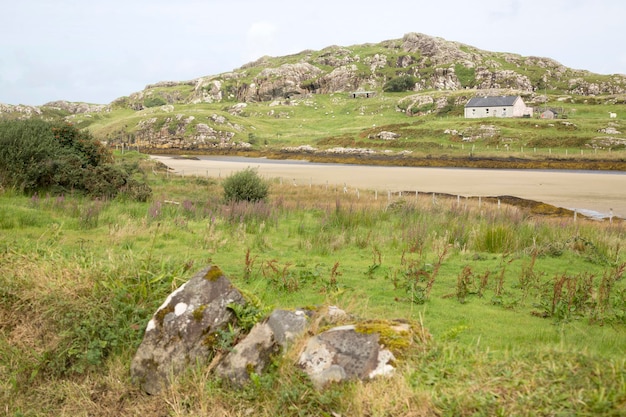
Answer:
[486,108,489,114]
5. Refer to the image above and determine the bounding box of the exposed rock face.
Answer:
[242,63,323,101]
[315,47,357,67]
[475,68,533,91]
[130,265,245,395]
[365,54,387,73]
[461,124,501,141]
[598,126,622,134]
[318,65,359,93]
[401,32,475,64]
[431,67,461,90]
[568,77,626,95]
[191,78,223,104]
[398,94,435,115]
[5,32,626,145]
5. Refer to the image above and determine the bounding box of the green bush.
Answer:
[222,168,269,203]
[383,75,417,92]
[143,96,167,108]
[0,119,151,200]
[454,64,476,88]
[0,119,63,191]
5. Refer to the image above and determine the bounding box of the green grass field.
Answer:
[1,154,625,416]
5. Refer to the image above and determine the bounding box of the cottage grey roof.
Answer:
[465,96,520,108]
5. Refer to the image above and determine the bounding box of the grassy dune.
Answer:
[1,154,625,416]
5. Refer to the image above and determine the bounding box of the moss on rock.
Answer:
[204,266,224,281]
[354,319,413,355]
[193,304,207,321]
[154,305,175,327]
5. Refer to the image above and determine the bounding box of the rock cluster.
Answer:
[130,265,424,394]
[597,126,622,135]
[42,100,110,114]
[133,113,242,149]
[0,103,42,118]
[371,131,400,141]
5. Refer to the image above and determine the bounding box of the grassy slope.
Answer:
[1,154,625,415]
[75,90,626,171]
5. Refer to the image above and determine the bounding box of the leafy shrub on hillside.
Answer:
[143,96,167,108]
[383,75,417,92]
[454,64,476,88]
[0,119,151,200]
[222,168,269,203]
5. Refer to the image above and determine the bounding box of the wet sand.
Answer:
[150,155,626,218]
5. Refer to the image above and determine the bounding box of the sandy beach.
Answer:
[150,155,626,218]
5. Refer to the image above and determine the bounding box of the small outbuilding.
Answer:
[464,95,532,119]
[350,91,375,98]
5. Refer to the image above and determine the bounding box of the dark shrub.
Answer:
[383,76,417,92]
[222,168,269,203]
[0,119,151,200]
[0,119,63,191]
[144,96,167,108]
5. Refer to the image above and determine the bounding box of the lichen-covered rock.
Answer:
[215,309,310,385]
[130,265,245,394]
[298,324,393,389]
[297,319,418,389]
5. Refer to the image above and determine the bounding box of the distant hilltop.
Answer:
[2,32,626,111]
[111,32,625,109]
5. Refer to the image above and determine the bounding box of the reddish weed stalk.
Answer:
[243,248,257,281]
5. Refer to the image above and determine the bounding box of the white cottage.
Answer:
[464,96,531,118]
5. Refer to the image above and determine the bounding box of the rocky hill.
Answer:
[2,32,625,154]
[111,32,625,109]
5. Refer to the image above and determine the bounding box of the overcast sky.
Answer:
[2,0,625,106]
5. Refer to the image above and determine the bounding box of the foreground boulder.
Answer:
[298,320,412,389]
[130,265,245,394]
